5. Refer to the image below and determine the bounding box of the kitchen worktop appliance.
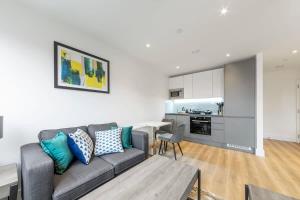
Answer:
[190,116,211,135]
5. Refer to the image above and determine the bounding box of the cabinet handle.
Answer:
[192,120,210,123]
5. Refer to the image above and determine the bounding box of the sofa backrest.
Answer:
[38,122,118,142]
[87,122,118,142]
[38,126,88,142]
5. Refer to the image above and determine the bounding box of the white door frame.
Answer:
[296,80,300,143]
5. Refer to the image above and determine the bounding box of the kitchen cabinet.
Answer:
[168,67,224,99]
[224,58,255,117]
[192,71,213,98]
[165,114,177,126]
[169,76,184,90]
[176,115,190,135]
[184,74,193,99]
[211,130,225,143]
[211,117,225,143]
[225,117,255,148]
[223,57,256,150]
[212,68,224,98]
[165,114,190,135]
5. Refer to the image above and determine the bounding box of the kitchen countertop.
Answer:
[165,113,223,117]
[165,113,255,119]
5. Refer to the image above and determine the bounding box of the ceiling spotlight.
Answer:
[226,53,231,57]
[220,7,228,16]
[192,49,200,54]
[176,66,180,69]
[292,50,298,54]
[146,43,151,48]
[176,28,183,34]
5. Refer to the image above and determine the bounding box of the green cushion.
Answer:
[121,126,133,149]
[111,126,133,149]
[40,132,73,174]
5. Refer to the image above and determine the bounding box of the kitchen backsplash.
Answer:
[174,102,219,113]
[165,100,222,114]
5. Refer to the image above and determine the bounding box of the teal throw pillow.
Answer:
[112,126,133,149]
[121,126,133,149]
[40,132,73,174]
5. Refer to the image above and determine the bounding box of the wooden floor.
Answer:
[161,139,300,200]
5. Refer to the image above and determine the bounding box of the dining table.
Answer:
[132,121,171,155]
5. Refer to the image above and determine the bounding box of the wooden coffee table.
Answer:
[81,155,201,200]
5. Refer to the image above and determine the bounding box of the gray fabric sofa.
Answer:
[21,122,148,200]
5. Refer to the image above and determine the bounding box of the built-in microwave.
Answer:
[169,88,184,99]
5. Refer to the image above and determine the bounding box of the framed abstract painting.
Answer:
[54,41,110,93]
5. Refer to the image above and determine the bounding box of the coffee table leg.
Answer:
[245,185,249,200]
[198,170,201,200]
[9,183,18,200]
[153,127,157,155]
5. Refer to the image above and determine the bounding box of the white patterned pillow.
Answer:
[67,129,94,165]
[94,128,124,156]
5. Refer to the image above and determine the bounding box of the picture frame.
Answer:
[54,41,110,93]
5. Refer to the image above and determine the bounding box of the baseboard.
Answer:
[264,135,297,143]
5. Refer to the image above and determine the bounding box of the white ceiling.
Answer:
[17,0,300,75]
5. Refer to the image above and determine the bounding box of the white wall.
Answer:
[0,1,168,165]
[264,67,300,142]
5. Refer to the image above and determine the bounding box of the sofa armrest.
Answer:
[21,143,54,200]
[132,130,149,158]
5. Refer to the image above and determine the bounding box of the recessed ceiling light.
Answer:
[176,28,183,34]
[275,65,285,69]
[176,66,180,69]
[220,7,228,16]
[145,43,151,48]
[192,49,200,54]
[292,50,298,54]
[226,53,231,57]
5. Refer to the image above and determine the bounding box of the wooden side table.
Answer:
[0,164,18,200]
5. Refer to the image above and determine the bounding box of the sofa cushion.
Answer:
[38,126,88,142]
[67,129,94,165]
[52,157,114,200]
[120,126,133,149]
[88,123,118,142]
[40,132,74,174]
[100,148,145,175]
[94,128,124,156]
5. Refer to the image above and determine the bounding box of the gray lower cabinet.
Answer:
[211,130,225,143]
[165,114,177,126]
[176,115,190,136]
[211,117,225,143]
[165,114,190,135]
[224,117,255,148]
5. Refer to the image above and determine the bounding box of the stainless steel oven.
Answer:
[169,88,184,99]
[190,116,211,135]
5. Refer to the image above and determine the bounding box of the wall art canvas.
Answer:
[54,42,110,93]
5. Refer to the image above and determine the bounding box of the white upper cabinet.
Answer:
[212,68,224,98]
[184,74,193,99]
[168,67,224,99]
[192,71,213,98]
[169,76,184,89]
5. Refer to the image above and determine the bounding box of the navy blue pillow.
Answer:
[67,129,93,165]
